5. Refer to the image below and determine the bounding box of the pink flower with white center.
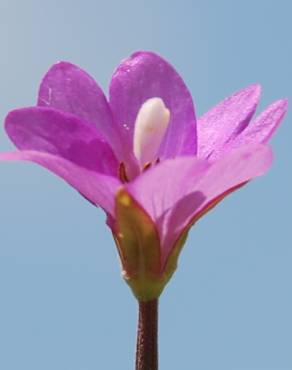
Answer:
[0,51,287,301]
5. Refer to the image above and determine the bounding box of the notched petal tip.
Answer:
[198,83,262,159]
[229,98,289,148]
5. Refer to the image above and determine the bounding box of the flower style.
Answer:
[0,51,288,301]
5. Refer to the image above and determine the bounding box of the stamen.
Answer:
[133,98,170,168]
[143,162,152,171]
[118,162,129,183]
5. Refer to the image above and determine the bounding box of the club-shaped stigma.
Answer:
[133,97,170,168]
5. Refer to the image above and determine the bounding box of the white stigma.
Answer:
[133,97,170,168]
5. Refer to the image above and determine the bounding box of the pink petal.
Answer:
[126,156,209,220]
[198,84,261,159]
[0,151,121,216]
[126,144,272,265]
[125,157,210,263]
[109,51,197,162]
[195,144,273,215]
[5,107,118,176]
[230,99,288,147]
[155,190,206,266]
[177,145,273,256]
[37,61,123,156]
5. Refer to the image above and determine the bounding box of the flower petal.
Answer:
[156,191,206,266]
[126,144,272,265]
[126,156,210,221]
[109,51,197,161]
[0,150,121,216]
[192,144,273,219]
[37,61,123,155]
[198,84,261,159]
[125,157,210,263]
[229,99,288,148]
[5,107,118,176]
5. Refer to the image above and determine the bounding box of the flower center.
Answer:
[133,97,170,169]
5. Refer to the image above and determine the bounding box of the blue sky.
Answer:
[0,1,291,369]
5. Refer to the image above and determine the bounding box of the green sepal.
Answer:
[162,230,189,282]
[115,188,163,301]
[115,189,194,301]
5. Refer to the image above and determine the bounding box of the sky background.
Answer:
[0,1,291,369]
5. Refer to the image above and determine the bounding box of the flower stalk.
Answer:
[136,299,158,370]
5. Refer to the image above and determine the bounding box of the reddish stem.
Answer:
[135,299,158,370]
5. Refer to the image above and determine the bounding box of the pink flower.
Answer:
[0,51,287,300]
